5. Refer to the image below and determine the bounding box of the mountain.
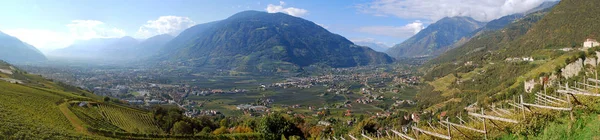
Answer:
[133,34,174,58]
[385,17,485,58]
[353,40,389,52]
[525,1,560,15]
[158,11,394,72]
[415,0,600,115]
[506,0,600,56]
[0,31,47,63]
[460,1,559,44]
[51,36,139,60]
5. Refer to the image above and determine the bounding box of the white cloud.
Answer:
[2,20,126,51]
[135,16,196,39]
[266,1,308,17]
[357,20,425,38]
[357,0,553,21]
[67,20,126,40]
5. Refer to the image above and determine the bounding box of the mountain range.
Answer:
[157,11,394,72]
[386,1,559,59]
[385,17,486,58]
[50,34,173,61]
[0,31,46,63]
[353,40,389,52]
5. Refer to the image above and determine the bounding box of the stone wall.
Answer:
[524,79,536,93]
[562,58,583,79]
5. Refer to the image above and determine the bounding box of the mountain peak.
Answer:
[158,11,393,71]
[386,15,485,58]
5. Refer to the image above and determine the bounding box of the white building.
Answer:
[584,38,599,48]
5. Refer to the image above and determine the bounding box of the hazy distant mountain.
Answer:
[51,36,139,60]
[385,17,486,58]
[133,34,174,58]
[158,10,393,72]
[353,41,389,52]
[0,31,46,63]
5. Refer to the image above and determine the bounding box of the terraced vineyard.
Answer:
[97,104,163,134]
[0,82,106,139]
[68,104,124,132]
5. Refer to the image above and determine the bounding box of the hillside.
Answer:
[416,0,600,115]
[0,61,170,139]
[385,17,485,58]
[0,61,106,139]
[158,10,394,72]
[0,31,47,63]
[504,0,600,57]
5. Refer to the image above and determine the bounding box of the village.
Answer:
[18,61,423,119]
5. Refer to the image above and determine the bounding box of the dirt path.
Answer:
[59,102,89,135]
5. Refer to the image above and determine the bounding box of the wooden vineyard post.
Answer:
[446,118,452,140]
[482,108,487,140]
[544,83,547,106]
[520,95,525,120]
[413,127,419,140]
[567,90,574,125]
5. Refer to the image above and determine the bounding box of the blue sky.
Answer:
[0,0,555,52]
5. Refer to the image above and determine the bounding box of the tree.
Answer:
[212,127,229,135]
[153,106,184,132]
[200,127,212,134]
[232,125,253,133]
[219,118,229,128]
[103,96,110,102]
[258,113,304,139]
[171,121,193,135]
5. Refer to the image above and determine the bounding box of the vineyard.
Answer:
[96,103,163,134]
[0,82,107,139]
[68,103,124,132]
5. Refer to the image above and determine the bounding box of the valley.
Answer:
[19,60,422,117]
[2,0,600,139]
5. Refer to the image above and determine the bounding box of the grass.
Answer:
[59,102,88,134]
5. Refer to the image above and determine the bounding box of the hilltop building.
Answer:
[584,38,599,48]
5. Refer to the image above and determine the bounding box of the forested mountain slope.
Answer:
[157,11,394,72]
[416,0,600,115]
[386,17,485,58]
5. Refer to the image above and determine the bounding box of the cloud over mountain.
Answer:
[266,1,308,17]
[135,16,197,39]
[67,20,126,40]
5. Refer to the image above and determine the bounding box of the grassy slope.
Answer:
[417,0,600,114]
[412,0,600,139]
